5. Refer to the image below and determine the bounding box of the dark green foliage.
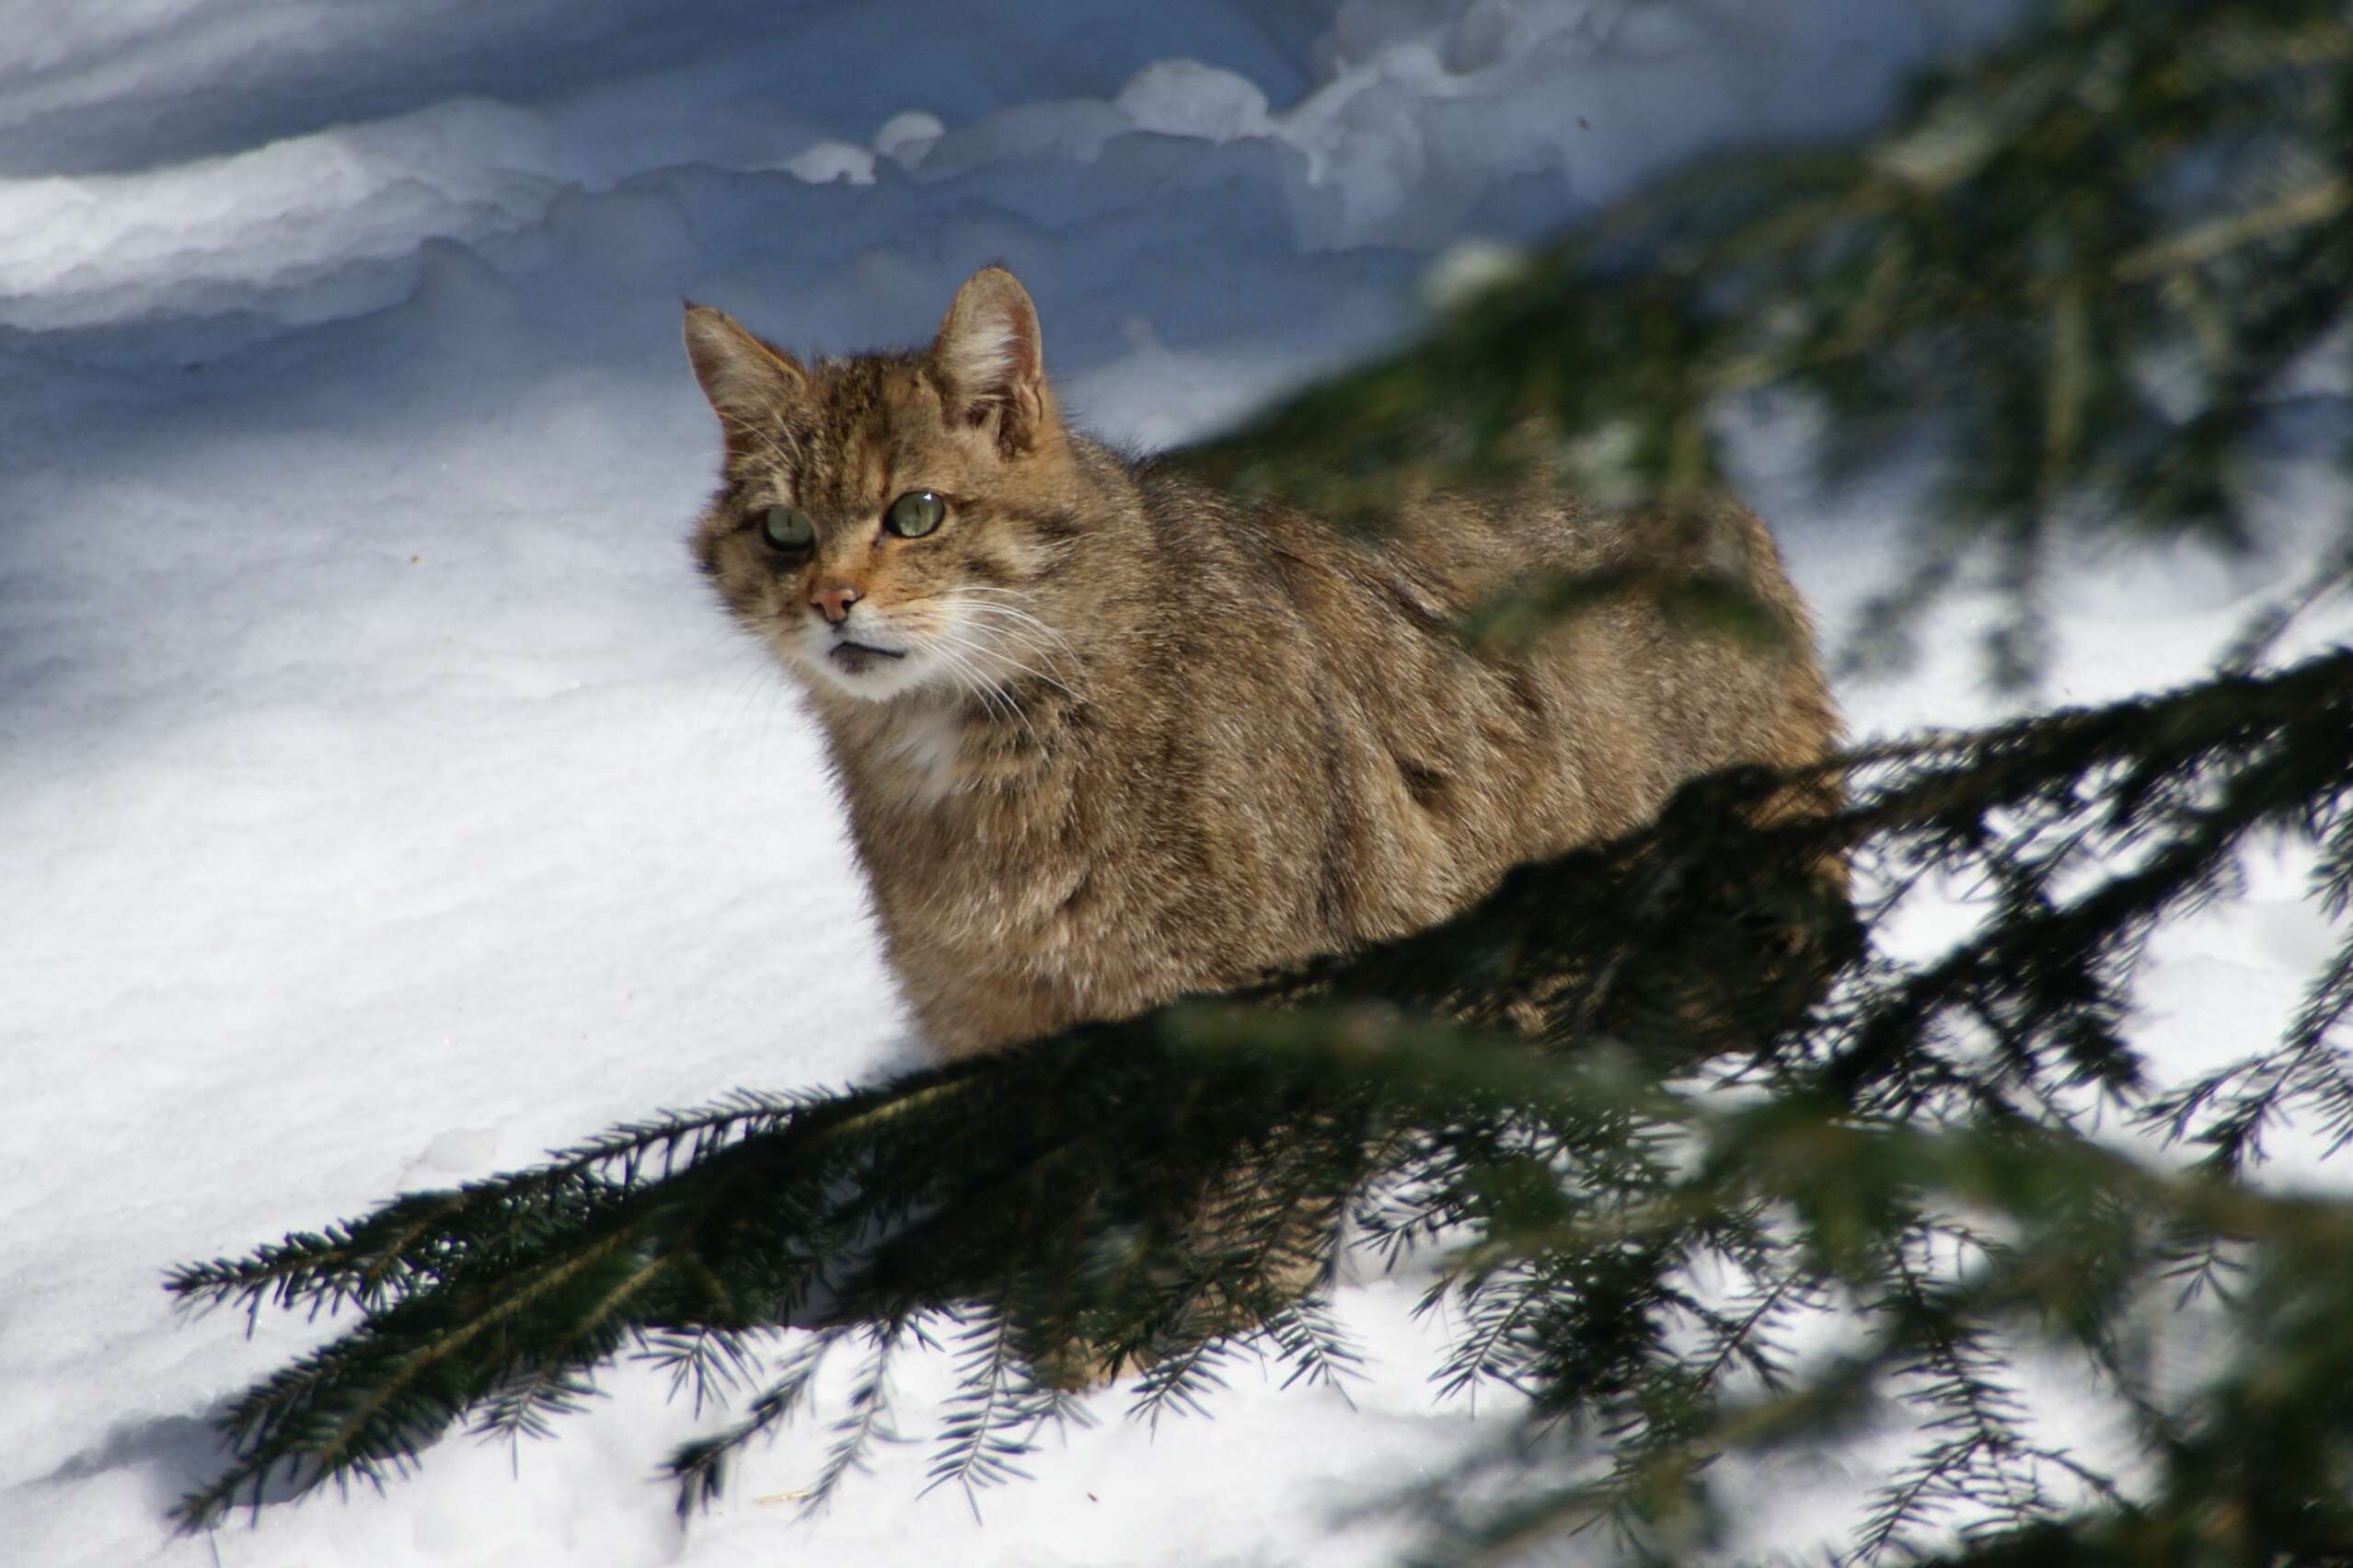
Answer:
[166,0,2353,1561]
[1181,0,2353,691]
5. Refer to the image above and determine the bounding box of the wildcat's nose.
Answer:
[810,583,862,625]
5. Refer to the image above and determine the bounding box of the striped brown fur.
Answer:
[685,267,1840,1059]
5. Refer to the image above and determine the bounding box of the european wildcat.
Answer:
[685,267,1839,1059]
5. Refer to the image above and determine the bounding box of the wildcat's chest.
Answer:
[867,705,969,805]
[852,778,1130,1056]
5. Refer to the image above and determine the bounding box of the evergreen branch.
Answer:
[1431,1262,1551,1406]
[167,636,2353,1548]
[923,1303,1065,1505]
[165,1089,819,1320]
[471,1364,602,1450]
[2222,528,2353,674]
[664,1326,847,1517]
[1125,1322,1243,1429]
[1261,1296,1365,1396]
[1852,1241,2061,1562]
[2112,175,2353,282]
[1681,1263,1822,1401]
[802,1321,914,1518]
[202,1217,667,1527]
[634,1324,766,1418]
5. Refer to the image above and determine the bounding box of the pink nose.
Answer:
[810,583,861,624]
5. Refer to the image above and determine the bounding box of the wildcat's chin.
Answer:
[786,634,943,702]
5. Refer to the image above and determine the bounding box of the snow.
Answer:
[4,2,2345,1565]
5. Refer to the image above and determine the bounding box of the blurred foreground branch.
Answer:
[1181,0,2353,691]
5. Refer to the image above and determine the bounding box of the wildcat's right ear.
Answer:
[682,304,806,458]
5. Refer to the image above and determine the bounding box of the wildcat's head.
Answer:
[684,267,1087,705]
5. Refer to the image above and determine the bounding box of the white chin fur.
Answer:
[790,640,940,702]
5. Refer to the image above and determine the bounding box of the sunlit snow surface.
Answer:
[5,2,2347,1563]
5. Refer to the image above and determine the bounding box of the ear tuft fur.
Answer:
[929,267,1054,453]
[682,306,807,433]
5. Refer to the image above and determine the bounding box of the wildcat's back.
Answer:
[686,267,1839,1057]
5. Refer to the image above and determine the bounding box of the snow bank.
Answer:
[6,2,2342,1565]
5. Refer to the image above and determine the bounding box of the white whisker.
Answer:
[956,602,1080,652]
[950,622,1081,695]
[931,635,1042,749]
[947,600,1088,695]
[976,648,1081,704]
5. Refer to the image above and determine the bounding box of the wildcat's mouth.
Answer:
[828,640,908,674]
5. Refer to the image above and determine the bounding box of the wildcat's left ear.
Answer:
[929,266,1057,455]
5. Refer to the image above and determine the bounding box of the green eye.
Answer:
[885,490,946,538]
[760,506,814,549]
